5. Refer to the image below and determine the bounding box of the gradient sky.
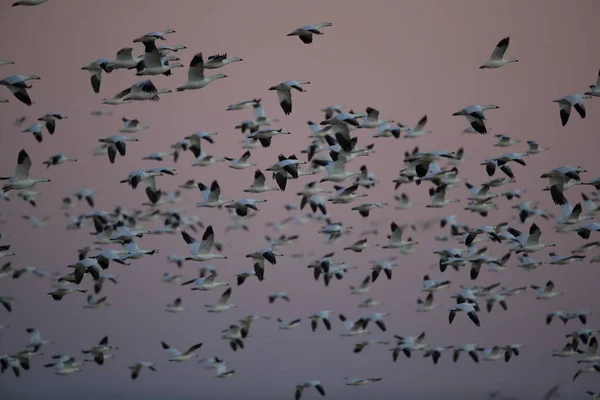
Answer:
[1,1,600,399]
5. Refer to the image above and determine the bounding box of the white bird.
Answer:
[585,69,600,97]
[12,0,49,6]
[553,94,592,126]
[121,117,149,133]
[224,198,268,217]
[176,53,227,91]
[1,149,50,193]
[531,280,563,300]
[98,135,139,164]
[349,275,372,295]
[0,74,40,106]
[268,80,310,115]
[108,47,141,70]
[161,341,203,362]
[422,275,451,292]
[427,184,459,208]
[43,153,77,169]
[507,223,556,253]
[104,80,171,104]
[277,318,302,330]
[416,293,437,312]
[449,301,481,327]
[398,115,430,138]
[225,151,256,170]
[204,53,243,69]
[166,297,185,313]
[479,37,518,69]
[244,170,280,193]
[81,59,113,93]
[268,292,291,303]
[133,28,176,43]
[295,380,326,400]
[196,180,229,207]
[135,40,183,76]
[181,226,227,262]
[128,362,156,380]
[287,22,332,44]
[452,104,499,134]
[205,287,235,313]
[345,377,382,386]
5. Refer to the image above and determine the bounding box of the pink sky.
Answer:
[1,1,600,399]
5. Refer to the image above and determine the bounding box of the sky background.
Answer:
[1,0,600,399]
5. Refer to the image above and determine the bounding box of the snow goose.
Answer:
[214,361,235,378]
[479,37,518,69]
[295,380,326,400]
[128,362,156,380]
[269,80,310,115]
[477,346,505,362]
[526,140,549,154]
[244,170,280,193]
[73,188,96,207]
[83,295,110,309]
[547,311,570,326]
[49,357,82,375]
[360,312,390,332]
[308,311,333,332]
[108,47,141,70]
[572,364,600,381]
[585,69,600,97]
[225,198,267,217]
[133,29,176,43]
[268,291,290,304]
[423,346,453,364]
[22,122,48,143]
[320,154,361,183]
[181,226,227,262]
[0,97,8,103]
[339,314,370,336]
[37,112,67,134]
[142,151,176,162]
[507,223,556,253]
[381,222,416,251]
[572,222,600,239]
[121,117,149,133]
[353,340,389,354]
[81,59,113,94]
[42,153,77,169]
[372,122,401,139]
[236,270,258,286]
[549,252,585,265]
[21,215,50,228]
[196,180,230,207]
[204,53,243,69]
[452,104,499,134]
[531,280,562,300]
[422,274,451,292]
[486,294,508,313]
[190,149,226,167]
[161,341,202,362]
[98,135,139,164]
[416,293,437,312]
[349,275,372,294]
[136,40,183,76]
[176,53,227,91]
[359,106,393,129]
[452,344,480,363]
[553,94,592,126]
[81,336,118,365]
[0,74,40,106]
[121,240,158,260]
[225,150,256,170]
[166,297,184,313]
[427,184,459,208]
[205,287,235,312]
[351,202,387,218]
[578,338,599,364]
[344,238,378,253]
[47,287,87,301]
[327,184,365,204]
[0,60,14,66]
[12,0,49,5]
[287,22,332,43]
[246,127,291,148]
[370,258,397,281]
[277,318,302,330]
[494,134,520,147]
[398,115,430,138]
[345,377,382,386]
[1,149,50,193]
[227,98,261,111]
[246,247,282,281]
[104,80,171,104]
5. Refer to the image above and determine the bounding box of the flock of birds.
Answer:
[2,2,600,399]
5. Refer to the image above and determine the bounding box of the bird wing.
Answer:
[198,226,215,254]
[490,37,509,60]
[15,149,31,179]
[526,223,541,245]
[188,53,205,81]
[218,288,232,305]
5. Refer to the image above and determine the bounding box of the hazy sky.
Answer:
[1,1,600,399]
